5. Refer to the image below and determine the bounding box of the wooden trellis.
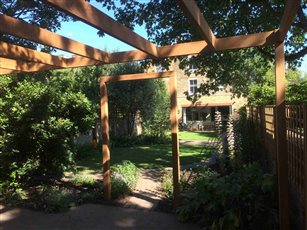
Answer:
[0,0,301,228]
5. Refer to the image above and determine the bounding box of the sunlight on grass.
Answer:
[179,131,217,141]
[74,144,216,175]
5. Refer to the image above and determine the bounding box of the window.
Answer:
[189,79,197,95]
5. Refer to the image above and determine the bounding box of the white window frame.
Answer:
[188,78,198,95]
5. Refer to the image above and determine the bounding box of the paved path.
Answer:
[116,169,164,210]
[0,204,199,230]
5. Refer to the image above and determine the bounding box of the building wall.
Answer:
[169,61,246,122]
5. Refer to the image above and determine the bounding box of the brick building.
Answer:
[155,61,246,131]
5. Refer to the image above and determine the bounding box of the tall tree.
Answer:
[96,0,306,96]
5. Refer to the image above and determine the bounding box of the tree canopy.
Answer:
[96,0,306,96]
[0,0,70,50]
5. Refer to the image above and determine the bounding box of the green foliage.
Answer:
[177,164,278,230]
[71,175,97,187]
[248,68,307,106]
[39,186,73,213]
[248,85,275,106]
[97,0,306,96]
[0,73,95,183]
[142,80,170,138]
[0,0,70,50]
[111,161,140,198]
[287,80,307,104]
[161,170,173,198]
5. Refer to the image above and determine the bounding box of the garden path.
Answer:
[0,203,199,230]
[116,169,164,211]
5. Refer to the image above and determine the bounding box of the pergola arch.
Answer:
[0,1,301,229]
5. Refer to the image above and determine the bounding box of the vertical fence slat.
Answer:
[304,105,307,228]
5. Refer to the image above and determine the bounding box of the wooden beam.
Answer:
[169,74,181,208]
[274,41,289,230]
[99,80,111,200]
[215,30,277,51]
[44,0,158,57]
[177,0,216,48]
[108,31,277,63]
[0,14,110,63]
[64,56,101,68]
[0,68,20,75]
[0,41,66,67]
[100,71,175,83]
[0,57,57,72]
[0,42,102,68]
[278,0,300,42]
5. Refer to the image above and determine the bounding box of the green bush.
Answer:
[39,186,73,213]
[161,170,173,198]
[177,164,278,230]
[72,175,97,187]
[111,161,139,198]
[0,74,95,184]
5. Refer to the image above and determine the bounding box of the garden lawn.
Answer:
[179,131,217,141]
[75,144,215,175]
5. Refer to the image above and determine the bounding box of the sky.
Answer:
[54,1,307,75]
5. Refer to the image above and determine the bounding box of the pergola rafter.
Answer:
[43,0,159,58]
[0,14,110,63]
[0,57,57,72]
[0,68,20,75]
[278,0,301,42]
[0,1,302,228]
[177,0,216,49]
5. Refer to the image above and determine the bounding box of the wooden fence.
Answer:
[247,105,307,225]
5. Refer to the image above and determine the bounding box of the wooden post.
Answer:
[100,79,111,200]
[169,74,181,208]
[275,42,289,230]
[303,105,307,229]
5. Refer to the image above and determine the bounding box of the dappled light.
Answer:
[0,0,302,229]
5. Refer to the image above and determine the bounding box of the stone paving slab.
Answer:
[0,204,199,230]
[118,169,164,211]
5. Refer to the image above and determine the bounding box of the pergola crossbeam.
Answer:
[177,0,216,49]
[0,14,110,63]
[215,30,277,51]
[278,0,301,42]
[101,71,175,83]
[0,57,57,72]
[0,68,20,75]
[44,0,158,57]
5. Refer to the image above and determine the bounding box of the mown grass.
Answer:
[179,131,217,141]
[75,144,215,175]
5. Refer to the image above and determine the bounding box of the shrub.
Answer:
[111,161,139,198]
[72,175,97,187]
[161,170,173,198]
[177,164,278,230]
[38,186,73,213]
[0,74,95,184]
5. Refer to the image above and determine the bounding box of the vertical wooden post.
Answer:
[260,106,266,144]
[303,105,307,229]
[275,42,289,230]
[169,74,181,208]
[100,79,111,200]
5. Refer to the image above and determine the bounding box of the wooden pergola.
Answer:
[0,1,301,229]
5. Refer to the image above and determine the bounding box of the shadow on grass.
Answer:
[75,144,215,174]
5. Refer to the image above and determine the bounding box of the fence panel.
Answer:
[247,105,307,224]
